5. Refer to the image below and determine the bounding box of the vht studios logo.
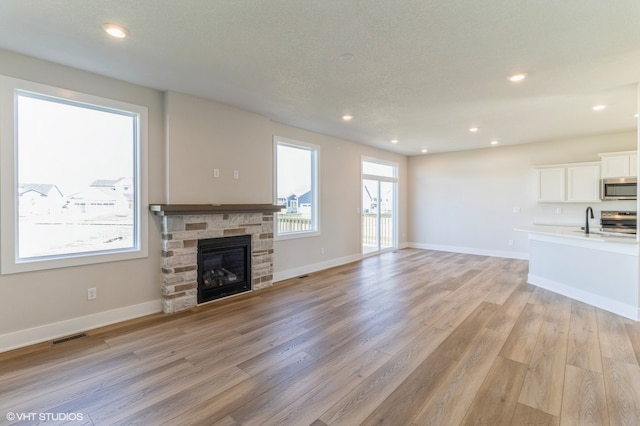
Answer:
[6,412,84,422]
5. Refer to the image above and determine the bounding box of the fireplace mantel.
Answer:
[149,204,283,216]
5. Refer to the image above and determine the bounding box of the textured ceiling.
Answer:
[0,1,639,155]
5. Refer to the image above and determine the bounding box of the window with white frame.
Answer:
[0,76,148,274]
[274,137,319,238]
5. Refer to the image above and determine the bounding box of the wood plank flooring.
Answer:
[2,248,640,425]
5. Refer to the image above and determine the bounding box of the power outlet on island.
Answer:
[87,288,97,301]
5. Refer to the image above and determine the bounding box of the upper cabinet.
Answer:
[566,163,601,202]
[599,151,637,178]
[536,162,601,203]
[537,166,565,202]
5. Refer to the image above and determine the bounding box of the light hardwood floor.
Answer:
[2,248,640,425]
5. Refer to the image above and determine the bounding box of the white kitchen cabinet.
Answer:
[567,163,600,202]
[599,151,637,178]
[537,167,565,202]
[536,162,600,203]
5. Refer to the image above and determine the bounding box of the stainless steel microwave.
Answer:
[601,177,637,200]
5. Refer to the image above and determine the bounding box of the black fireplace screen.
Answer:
[197,235,251,303]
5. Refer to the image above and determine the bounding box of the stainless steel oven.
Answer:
[601,211,637,235]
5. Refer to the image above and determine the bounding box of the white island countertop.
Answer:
[515,226,638,255]
[516,225,639,320]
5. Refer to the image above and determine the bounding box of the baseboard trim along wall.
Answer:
[0,299,162,353]
[274,253,363,283]
[274,243,528,284]
[529,274,640,321]
[409,242,529,261]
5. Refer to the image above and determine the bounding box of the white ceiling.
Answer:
[0,1,639,156]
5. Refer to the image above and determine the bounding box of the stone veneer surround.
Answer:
[160,212,274,313]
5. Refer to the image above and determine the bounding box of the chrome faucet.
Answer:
[585,206,594,234]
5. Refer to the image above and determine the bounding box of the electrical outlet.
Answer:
[213,168,220,178]
[233,170,239,179]
[321,247,325,254]
[556,207,562,215]
[87,288,97,300]
[508,239,514,247]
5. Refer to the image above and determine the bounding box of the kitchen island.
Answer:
[516,226,639,320]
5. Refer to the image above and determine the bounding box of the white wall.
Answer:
[0,49,165,350]
[164,91,273,203]
[408,131,637,258]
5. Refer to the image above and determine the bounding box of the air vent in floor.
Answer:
[52,333,87,345]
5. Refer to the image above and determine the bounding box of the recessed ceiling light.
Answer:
[102,23,128,39]
[390,139,399,144]
[469,127,479,132]
[342,114,353,121]
[490,140,499,145]
[592,104,607,111]
[507,73,527,82]
[339,53,354,62]
[421,148,428,153]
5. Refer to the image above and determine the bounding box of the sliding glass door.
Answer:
[362,159,397,255]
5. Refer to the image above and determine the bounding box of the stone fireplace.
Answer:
[150,204,281,314]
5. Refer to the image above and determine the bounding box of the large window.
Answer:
[0,76,148,273]
[274,137,319,238]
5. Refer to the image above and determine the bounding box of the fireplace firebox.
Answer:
[197,235,251,303]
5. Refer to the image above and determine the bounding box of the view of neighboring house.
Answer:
[297,191,312,215]
[90,177,134,208]
[18,184,64,216]
[91,178,133,198]
[276,195,295,213]
[66,178,132,217]
[279,190,312,214]
[19,178,133,219]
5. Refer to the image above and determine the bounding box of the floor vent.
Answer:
[52,333,87,345]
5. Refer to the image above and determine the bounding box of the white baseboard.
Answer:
[274,253,362,282]
[0,299,162,353]
[528,274,640,321]
[408,242,529,260]
[274,242,526,283]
